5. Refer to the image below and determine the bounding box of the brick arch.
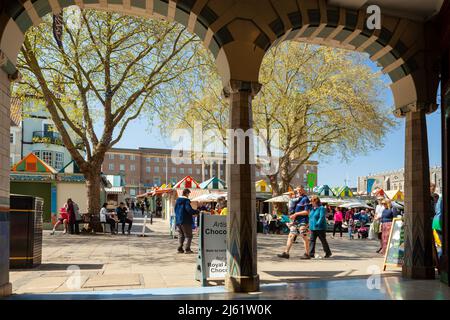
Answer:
[253,1,440,111]
[0,0,232,82]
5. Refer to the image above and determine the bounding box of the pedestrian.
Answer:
[116,202,132,235]
[131,201,136,213]
[100,202,117,234]
[332,207,344,238]
[277,186,311,259]
[374,197,384,253]
[50,207,69,235]
[345,208,354,240]
[174,189,199,254]
[380,199,395,255]
[65,198,76,234]
[140,201,145,216]
[306,195,332,259]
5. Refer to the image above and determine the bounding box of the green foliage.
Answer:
[161,41,397,194]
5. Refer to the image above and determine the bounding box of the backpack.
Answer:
[73,203,82,220]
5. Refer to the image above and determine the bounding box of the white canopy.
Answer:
[191,192,227,203]
[340,202,374,209]
[264,195,290,203]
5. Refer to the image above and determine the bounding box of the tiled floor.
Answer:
[9,217,403,295]
[6,277,450,300]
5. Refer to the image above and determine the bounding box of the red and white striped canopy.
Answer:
[173,176,200,189]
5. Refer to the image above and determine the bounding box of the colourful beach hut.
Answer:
[373,188,386,198]
[11,152,57,174]
[315,185,335,197]
[199,176,227,190]
[173,176,200,189]
[385,189,404,201]
[335,186,354,198]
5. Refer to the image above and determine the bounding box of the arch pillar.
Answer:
[0,66,12,297]
[396,102,436,279]
[224,79,261,293]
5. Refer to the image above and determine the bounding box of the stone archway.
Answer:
[0,0,444,296]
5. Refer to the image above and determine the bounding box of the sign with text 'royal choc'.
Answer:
[196,214,227,284]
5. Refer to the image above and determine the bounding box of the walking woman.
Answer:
[332,207,344,238]
[380,199,395,255]
[306,195,332,259]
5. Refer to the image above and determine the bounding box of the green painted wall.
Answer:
[10,182,52,222]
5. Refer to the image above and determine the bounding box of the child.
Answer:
[348,217,354,240]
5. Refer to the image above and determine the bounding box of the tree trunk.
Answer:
[86,172,103,233]
[268,174,280,196]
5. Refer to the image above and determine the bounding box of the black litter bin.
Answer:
[9,194,44,269]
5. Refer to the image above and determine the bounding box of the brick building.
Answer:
[101,147,318,196]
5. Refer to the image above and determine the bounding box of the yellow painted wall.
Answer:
[56,183,88,214]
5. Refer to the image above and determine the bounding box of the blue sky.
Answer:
[113,57,442,188]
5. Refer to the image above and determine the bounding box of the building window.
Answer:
[109,163,114,171]
[188,168,192,174]
[154,158,159,163]
[180,168,184,174]
[130,164,136,171]
[109,154,114,160]
[154,167,159,173]
[130,155,136,161]
[10,156,14,167]
[146,167,150,173]
[146,158,151,163]
[55,152,64,170]
[130,189,136,196]
[196,169,201,175]
[153,177,161,186]
[10,133,14,144]
[42,151,53,166]
[220,170,224,176]
[172,167,177,174]
[296,173,300,179]
[170,177,177,185]
[256,171,260,177]
[120,164,125,171]
[120,154,125,160]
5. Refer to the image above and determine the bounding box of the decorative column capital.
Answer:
[393,101,438,118]
[223,80,262,98]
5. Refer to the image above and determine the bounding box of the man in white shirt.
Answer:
[374,198,385,253]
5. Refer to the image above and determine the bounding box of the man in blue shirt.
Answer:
[278,186,311,259]
[175,189,199,254]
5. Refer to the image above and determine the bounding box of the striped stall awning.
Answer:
[199,176,227,190]
[173,176,200,189]
[175,189,211,199]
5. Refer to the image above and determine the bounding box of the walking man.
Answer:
[277,186,311,259]
[175,189,199,254]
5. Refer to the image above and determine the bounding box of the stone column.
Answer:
[0,67,12,297]
[224,80,261,292]
[441,59,450,285]
[218,161,221,180]
[210,160,214,178]
[397,102,436,279]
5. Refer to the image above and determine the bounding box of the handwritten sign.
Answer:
[383,218,404,271]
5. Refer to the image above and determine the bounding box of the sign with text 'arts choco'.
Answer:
[195,214,227,286]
